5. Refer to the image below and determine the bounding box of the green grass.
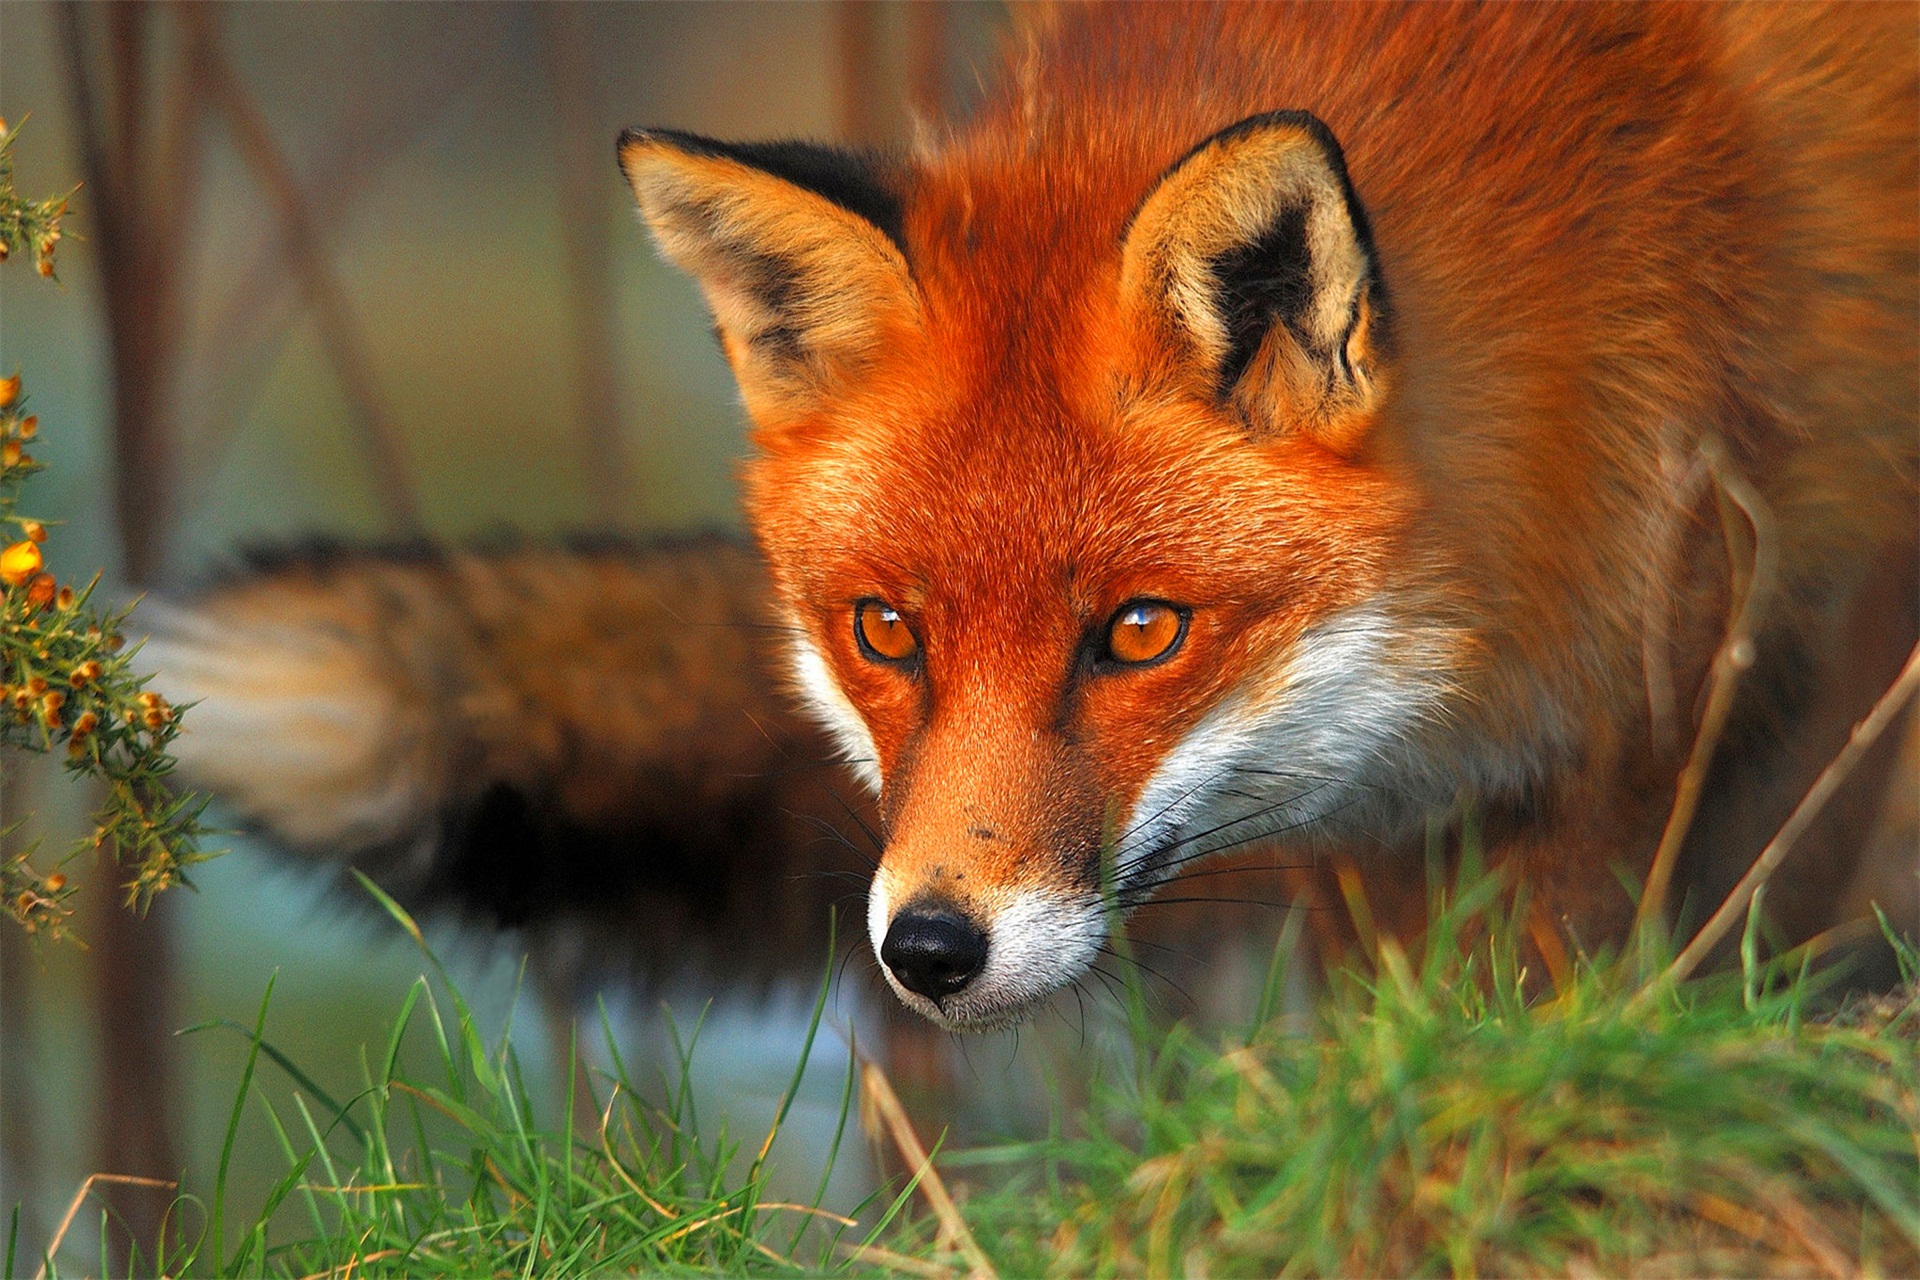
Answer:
[946,876,1920,1277]
[15,878,907,1279]
[14,868,1918,1278]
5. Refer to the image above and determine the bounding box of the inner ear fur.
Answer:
[1119,110,1388,450]
[619,129,920,420]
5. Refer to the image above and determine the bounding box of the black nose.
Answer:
[881,908,988,1001]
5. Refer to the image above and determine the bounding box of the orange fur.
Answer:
[629,2,1918,1026]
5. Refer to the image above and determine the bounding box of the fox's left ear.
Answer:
[1119,111,1388,451]
[620,129,920,425]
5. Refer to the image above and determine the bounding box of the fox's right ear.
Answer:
[619,129,920,423]
[1119,111,1389,453]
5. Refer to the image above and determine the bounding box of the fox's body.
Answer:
[618,2,1918,1027]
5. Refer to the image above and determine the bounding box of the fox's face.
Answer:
[623,114,1456,1028]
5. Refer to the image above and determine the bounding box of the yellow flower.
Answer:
[0,375,18,409]
[0,540,42,586]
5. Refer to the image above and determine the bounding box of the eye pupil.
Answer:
[1106,601,1183,665]
[857,600,919,662]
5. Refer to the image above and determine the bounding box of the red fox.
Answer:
[618,2,1918,1029]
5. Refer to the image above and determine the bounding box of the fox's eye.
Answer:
[1104,600,1186,666]
[855,599,919,663]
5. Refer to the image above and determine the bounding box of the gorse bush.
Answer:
[0,115,212,937]
[0,115,66,279]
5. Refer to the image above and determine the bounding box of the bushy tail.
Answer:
[142,536,877,989]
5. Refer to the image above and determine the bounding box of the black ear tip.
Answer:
[1205,109,1348,175]
[617,126,709,163]
[616,127,651,176]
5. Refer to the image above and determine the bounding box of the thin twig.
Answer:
[861,1058,998,1280]
[1661,639,1920,987]
[150,5,211,268]
[295,1248,402,1280]
[177,7,424,537]
[836,1,886,144]
[174,78,470,505]
[1642,439,1711,756]
[1760,1183,1853,1280]
[1762,915,1884,980]
[907,2,951,121]
[56,16,194,1273]
[33,1173,177,1280]
[839,1239,964,1279]
[61,1,185,581]
[1635,438,1779,935]
[540,3,630,526]
[754,1202,860,1227]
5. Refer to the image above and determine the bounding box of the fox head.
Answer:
[620,112,1457,1029]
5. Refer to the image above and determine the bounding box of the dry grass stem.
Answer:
[1636,438,1779,934]
[33,1172,178,1280]
[839,1239,966,1279]
[1760,1184,1853,1280]
[295,1248,402,1280]
[861,1057,999,1280]
[1664,638,1920,986]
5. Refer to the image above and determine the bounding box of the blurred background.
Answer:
[0,3,1072,1268]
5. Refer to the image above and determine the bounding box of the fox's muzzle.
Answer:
[867,863,1108,1030]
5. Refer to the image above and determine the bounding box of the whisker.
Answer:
[1106,932,1202,962]
[1111,790,1315,877]
[718,755,861,782]
[1081,963,1128,1004]
[1226,764,1416,801]
[1105,768,1230,856]
[790,869,872,889]
[1094,944,1190,1005]
[1122,894,1293,911]
[1068,981,1091,1049]
[835,941,867,993]
[1111,775,1335,866]
[1135,859,1315,885]
[822,784,885,855]
[1124,796,1364,889]
[787,810,879,870]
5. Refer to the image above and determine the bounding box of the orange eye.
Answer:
[1105,600,1186,665]
[855,600,919,662]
